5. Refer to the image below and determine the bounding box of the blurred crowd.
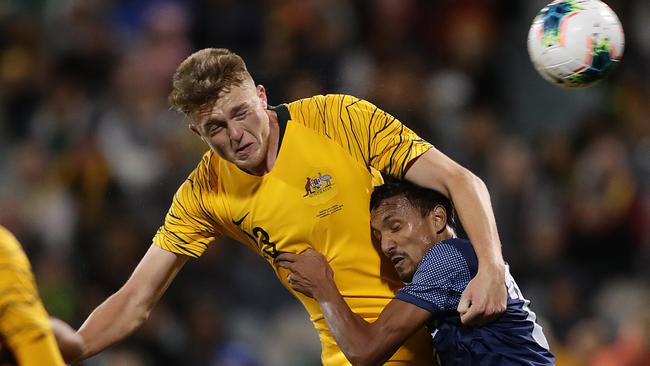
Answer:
[1,0,649,365]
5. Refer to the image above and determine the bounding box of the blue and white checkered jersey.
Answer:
[395,238,555,365]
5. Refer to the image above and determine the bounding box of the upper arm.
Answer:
[404,146,470,198]
[366,299,432,363]
[121,245,188,308]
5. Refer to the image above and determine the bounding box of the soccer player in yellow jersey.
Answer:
[0,225,82,365]
[68,48,507,365]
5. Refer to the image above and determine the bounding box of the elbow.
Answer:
[451,164,480,183]
[451,165,487,192]
[349,356,383,366]
[133,307,151,331]
[130,300,154,332]
[347,348,386,366]
[347,354,370,366]
[117,286,154,331]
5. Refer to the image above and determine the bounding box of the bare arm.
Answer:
[69,245,187,363]
[404,147,506,324]
[276,250,431,366]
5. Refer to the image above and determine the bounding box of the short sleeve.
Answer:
[153,152,222,258]
[396,243,472,314]
[287,94,432,178]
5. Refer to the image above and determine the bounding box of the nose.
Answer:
[227,121,243,141]
[380,235,396,256]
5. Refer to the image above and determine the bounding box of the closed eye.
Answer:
[208,124,224,135]
[234,110,248,120]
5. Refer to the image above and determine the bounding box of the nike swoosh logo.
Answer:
[232,212,250,226]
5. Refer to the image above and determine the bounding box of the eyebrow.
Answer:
[198,102,250,131]
[229,102,249,117]
[381,213,396,226]
[201,117,224,132]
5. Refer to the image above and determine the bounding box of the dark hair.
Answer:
[169,48,250,115]
[370,177,456,228]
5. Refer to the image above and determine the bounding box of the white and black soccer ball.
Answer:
[527,0,624,88]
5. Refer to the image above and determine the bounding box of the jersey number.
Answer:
[233,213,279,260]
[251,226,279,260]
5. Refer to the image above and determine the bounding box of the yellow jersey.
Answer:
[154,94,434,365]
[0,225,65,366]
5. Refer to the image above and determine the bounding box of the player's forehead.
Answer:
[370,196,411,224]
[191,82,256,125]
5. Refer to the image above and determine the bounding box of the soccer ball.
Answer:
[527,0,624,88]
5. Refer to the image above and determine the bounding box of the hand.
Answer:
[50,317,85,364]
[275,249,334,300]
[457,264,507,326]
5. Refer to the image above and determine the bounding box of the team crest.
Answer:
[303,172,334,198]
[296,169,339,212]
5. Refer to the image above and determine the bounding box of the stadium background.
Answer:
[0,0,648,365]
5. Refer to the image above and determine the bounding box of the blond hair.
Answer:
[169,48,250,115]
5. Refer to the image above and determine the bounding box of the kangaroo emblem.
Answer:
[303,177,313,197]
[303,172,334,197]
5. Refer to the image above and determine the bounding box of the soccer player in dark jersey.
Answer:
[67,48,508,365]
[276,179,555,365]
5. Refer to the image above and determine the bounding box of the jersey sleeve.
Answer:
[396,243,472,314]
[153,152,222,258]
[0,226,65,366]
[287,94,432,178]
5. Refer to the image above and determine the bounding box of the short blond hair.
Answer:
[169,48,250,115]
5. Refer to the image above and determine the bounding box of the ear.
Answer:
[188,124,201,137]
[429,205,448,233]
[257,84,268,106]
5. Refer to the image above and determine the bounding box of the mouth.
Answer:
[236,142,254,156]
[391,255,405,267]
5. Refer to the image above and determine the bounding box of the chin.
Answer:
[398,271,415,283]
[238,158,265,174]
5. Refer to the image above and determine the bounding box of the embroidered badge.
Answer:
[301,172,338,206]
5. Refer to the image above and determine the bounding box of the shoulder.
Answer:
[0,226,28,266]
[416,239,478,282]
[286,94,376,120]
[286,94,361,108]
[182,150,219,192]
[434,239,477,272]
[0,225,18,248]
[396,239,475,313]
[169,150,222,214]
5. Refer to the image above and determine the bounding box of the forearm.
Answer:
[405,149,504,269]
[278,250,417,364]
[74,288,150,362]
[315,288,389,366]
[70,246,185,363]
[450,169,504,269]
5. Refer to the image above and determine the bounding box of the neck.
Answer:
[434,227,455,243]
